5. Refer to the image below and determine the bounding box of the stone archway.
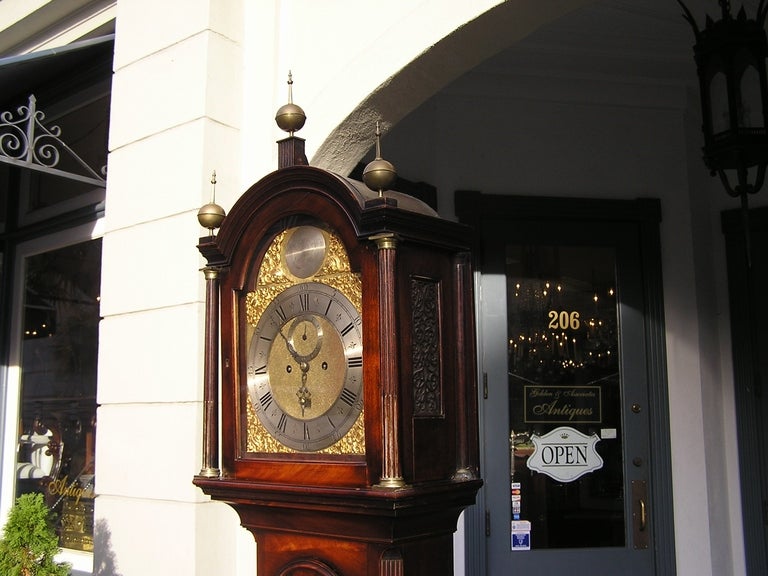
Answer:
[311,0,593,175]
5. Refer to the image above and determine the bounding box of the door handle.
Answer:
[632,480,649,549]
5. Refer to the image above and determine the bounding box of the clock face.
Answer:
[247,281,363,452]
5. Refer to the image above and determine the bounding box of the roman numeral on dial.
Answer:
[340,387,357,406]
[260,391,273,410]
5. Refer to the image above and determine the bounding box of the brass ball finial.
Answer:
[197,170,226,234]
[362,122,396,196]
[275,71,306,135]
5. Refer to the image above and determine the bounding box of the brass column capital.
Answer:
[370,233,399,250]
[203,267,220,280]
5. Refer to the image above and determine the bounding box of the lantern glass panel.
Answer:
[738,62,763,128]
[709,70,729,134]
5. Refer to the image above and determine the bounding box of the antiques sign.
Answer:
[527,426,604,482]
[524,385,601,423]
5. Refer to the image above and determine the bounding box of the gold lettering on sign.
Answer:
[48,476,94,505]
[524,385,602,424]
[532,400,594,421]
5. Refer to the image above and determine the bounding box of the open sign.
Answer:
[526,426,604,482]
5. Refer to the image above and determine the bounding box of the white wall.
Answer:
[240,0,593,180]
[96,1,248,574]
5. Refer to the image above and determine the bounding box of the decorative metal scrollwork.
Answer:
[0,94,106,187]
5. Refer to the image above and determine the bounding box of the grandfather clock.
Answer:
[193,85,481,575]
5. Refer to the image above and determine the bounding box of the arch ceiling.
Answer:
[312,0,747,176]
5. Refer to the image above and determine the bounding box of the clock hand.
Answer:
[277,326,291,349]
[277,325,313,415]
[277,315,325,416]
[296,363,311,417]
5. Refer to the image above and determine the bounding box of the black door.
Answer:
[723,206,768,576]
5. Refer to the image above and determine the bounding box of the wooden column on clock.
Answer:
[194,136,481,576]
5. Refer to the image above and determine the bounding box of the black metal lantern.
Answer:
[679,0,768,203]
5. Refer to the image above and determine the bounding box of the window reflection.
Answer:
[16,238,100,551]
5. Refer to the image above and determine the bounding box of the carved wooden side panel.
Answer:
[410,277,442,417]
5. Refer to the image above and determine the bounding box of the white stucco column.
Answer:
[96,1,249,574]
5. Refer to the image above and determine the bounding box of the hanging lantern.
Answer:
[679,0,768,200]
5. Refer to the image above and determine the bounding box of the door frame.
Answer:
[455,192,676,575]
[722,206,768,575]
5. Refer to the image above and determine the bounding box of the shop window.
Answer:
[15,238,101,551]
[0,38,111,573]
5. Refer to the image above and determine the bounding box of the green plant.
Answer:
[0,493,70,576]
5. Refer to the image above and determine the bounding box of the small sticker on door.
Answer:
[511,520,531,551]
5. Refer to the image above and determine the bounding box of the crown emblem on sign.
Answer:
[560,432,569,439]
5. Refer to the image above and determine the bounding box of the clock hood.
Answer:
[200,164,472,270]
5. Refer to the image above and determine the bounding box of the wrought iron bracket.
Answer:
[0,94,106,187]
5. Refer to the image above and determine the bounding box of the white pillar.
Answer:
[96,1,249,574]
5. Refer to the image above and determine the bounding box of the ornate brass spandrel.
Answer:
[245,284,287,327]
[244,226,365,455]
[246,394,365,455]
[254,230,293,286]
[319,273,362,312]
[246,228,362,327]
[317,231,353,276]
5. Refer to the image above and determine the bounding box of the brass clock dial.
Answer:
[247,281,363,452]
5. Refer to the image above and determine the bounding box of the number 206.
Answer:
[548,310,581,330]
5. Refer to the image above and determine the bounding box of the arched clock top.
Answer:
[211,166,369,266]
[196,164,470,274]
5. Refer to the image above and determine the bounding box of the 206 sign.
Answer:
[548,310,581,330]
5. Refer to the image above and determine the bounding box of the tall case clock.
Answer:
[194,99,481,575]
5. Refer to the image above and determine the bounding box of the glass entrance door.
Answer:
[506,243,624,549]
[473,206,668,575]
